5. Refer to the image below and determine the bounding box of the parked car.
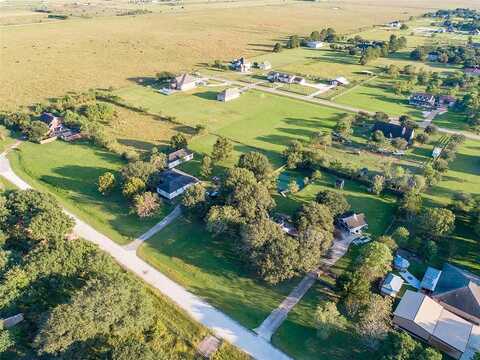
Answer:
[352,235,372,245]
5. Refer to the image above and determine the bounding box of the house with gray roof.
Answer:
[156,169,199,200]
[170,74,200,91]
[420,267,442,293]
[432,264,480,325]
[217,88,240,102]
[381,273,404,297]
[167,148,194,169]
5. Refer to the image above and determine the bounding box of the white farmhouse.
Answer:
[167,148,194,169]
[217,88,241,102]
[156,169,199,200]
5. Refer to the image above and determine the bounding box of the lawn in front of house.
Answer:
[275,171,397,237]
[334,76,425,119]
[7,140,172,245]
[138,215,298,329]
[432,109,472,132]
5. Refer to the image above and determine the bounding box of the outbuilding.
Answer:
[305,40,324,49]
[381,273,404,297]
[167,148,194,169]
[217,88,240,102]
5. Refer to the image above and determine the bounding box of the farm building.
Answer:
[420,267,442,294]
[432,264,480,326]
[230,57,251,72]
[437,95,456,107]
[373,122,415,143]
[156,169,199,200]
[427,52,439,62]
[381,273,404,297]
[217,88,240,102]
[387,20,402,28]
[409,93,436,109]
[170,74,200,91]
[330,76,349,86]
[40,112,63,136]
[305,40,324,49]
[167,148,193,169]
[338,212,367,234]
[393,290,480,360]
[267,71,295,84]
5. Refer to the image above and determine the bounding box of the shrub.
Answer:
[98,172,116,195]
[133,192,160,217]
[122,177,145,198]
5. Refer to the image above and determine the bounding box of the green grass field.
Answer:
[138,216,298,329]
[334,76,425,119]
[115,86,349,167]
[8,140,172,245]
[432,110,472,132]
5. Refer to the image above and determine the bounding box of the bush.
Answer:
[26,121,50,142]
[133,192,160,217]
[415,133,429,144]
[98,172,116,195]
[122,177,146,198]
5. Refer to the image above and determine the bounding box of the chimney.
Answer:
[402,127,406,135]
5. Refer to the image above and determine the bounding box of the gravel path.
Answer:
[0,152,292,360]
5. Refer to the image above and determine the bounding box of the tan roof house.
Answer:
[170,74,199,91]
[339,213,367,234]
[393,290,480,360]
[217,88,240,102]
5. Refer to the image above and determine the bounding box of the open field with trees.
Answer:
[3,0,480,109]
[7,140,173,245]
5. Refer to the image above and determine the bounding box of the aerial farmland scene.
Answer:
[1,0,480,359]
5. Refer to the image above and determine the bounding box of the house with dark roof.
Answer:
[267,71,295,84]
[372,122,415,143]
[409,93,436,109]
[432,264,480,325]
[167,148,193,169]
[40,113,63,136]
[156,169,199,200]
[338,212,367,234]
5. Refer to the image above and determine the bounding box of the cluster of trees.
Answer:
[458,90,480,130]
[182,151,336,284]
[274,28,339,52]
[449,191,480,238]
[358,35,407,65]
[0,189,198,358]
[97,133,192,217]
[410,44,480,68]
[426,8,480,32]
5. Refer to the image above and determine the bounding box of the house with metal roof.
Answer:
[305,40,324,49]
[394,255,410,272]
[393,290,480,360]
[170,74,200,91]
[432,264,480,325]
[381,273,404,297]
[156,169,199,200]
[420,267,442,293]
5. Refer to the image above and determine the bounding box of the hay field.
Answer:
[2,0,479,110]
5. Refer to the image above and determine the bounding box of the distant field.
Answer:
[3,0,480,109]
[8,140,173,245]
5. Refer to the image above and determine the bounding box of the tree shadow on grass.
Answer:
[117,138,156,152]
[449,150,480,176]
[192,91,219,101]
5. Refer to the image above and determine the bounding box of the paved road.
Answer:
[0,153,292,360]
[254,232,355,341]
[123,205,182,252]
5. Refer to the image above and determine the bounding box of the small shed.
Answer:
[330,76,349,86]
[217,88,240,102]
[432,147,442,158]
[257,61,272,70]
[305,40,324,49]
[420,267,442,293]
[381,273,404,297]
[394,255,410,272]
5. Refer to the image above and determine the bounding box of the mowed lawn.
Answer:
[275,171,397,237]
[8,140,172,245]
[115,86,349,167]
[334,76,425,119]
[138,216,298,329]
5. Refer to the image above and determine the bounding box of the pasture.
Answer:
[3,0,479,109]
[8,140,172,245]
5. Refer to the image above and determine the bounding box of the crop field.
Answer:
[8,140,173,245]
[115,86,348,167]
[3,0,480,109]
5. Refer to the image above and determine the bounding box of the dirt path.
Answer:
[0,152,292,360]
